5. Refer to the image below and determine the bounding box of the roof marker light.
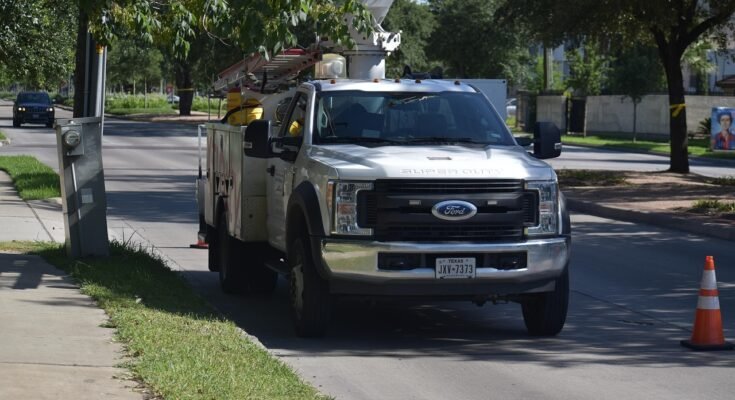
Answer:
[454,80,461,85]
[373,78,379,83]
[415,79,422,84]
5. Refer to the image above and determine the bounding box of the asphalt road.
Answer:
[1,102,734,399]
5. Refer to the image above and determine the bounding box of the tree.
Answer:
[500,0,735,173]
[382,0,437,78]
[0,0,76,88]
[683,40,716,94]
[428,0,532,82]
[608,45,666,142]
[107,38,163,94]
[565,42,610,97]
[74,1,374,116]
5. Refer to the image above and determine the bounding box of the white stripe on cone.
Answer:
[700,270,718,290]
[697,296,721,310]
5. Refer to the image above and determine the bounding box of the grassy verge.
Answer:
[562,134,735,160]
[5,241,325,400]
[0,155,60,199]
[691,199,735,214]
[556,169,628,187]
[106,107,178,116]
[0,129,6,141]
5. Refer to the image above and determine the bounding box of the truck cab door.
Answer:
[266,92,308,251]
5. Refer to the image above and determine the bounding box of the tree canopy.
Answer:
[501,0,735,173]
[0,0,76,88]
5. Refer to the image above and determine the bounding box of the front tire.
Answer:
[289,235,331,337]
[521,266,569,336]
[12,119,20,127]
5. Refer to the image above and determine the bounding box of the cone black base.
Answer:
[680,340,734,351]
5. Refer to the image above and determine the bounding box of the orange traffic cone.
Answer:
[681,256,733,351]
[189,231,208,249]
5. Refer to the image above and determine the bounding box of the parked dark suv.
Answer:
[13,92,55,128]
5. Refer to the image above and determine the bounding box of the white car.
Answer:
[167,94,180,104]
[506,98,517,118]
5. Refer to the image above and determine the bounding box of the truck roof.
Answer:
[308,79,479,93]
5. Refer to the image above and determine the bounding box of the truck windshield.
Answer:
[313,91,514,146]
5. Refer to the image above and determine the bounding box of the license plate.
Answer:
[32,113,39,119]
[435,257,476,279]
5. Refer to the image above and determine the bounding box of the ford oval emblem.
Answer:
[431,200,477,221]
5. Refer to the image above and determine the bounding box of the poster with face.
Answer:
[711,107,735,151]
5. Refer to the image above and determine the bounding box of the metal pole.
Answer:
[96,45,107,137]
[197,124,204,179]
[83,33,92,117]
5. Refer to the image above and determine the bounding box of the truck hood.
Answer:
[307,144,556,181]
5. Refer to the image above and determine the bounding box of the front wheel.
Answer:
[521,266,569,336]
[12,119,20,128]
[289,235,331,337]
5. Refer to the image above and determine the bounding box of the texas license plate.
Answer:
[435,257,476,279]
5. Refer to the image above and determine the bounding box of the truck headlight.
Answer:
[327,181,373,236]
[526,181,559,237]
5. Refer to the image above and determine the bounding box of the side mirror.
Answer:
[533,122,562,159]
[515,136,533,147]
[244,119,274,158]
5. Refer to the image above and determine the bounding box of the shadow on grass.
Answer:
[33,242,215,319]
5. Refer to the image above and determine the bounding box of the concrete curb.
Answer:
[567,198,735,242]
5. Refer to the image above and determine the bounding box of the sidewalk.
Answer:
[0,171,142,399]
[0,165,732,398]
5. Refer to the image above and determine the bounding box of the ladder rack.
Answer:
[213,48,322,93]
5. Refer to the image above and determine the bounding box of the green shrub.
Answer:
[191,96,227,113]
[692,199,735,214]
[105,93,171,110]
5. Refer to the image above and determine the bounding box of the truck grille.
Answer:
[359,179,538,242]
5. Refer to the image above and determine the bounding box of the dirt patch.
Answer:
[561,170,735,222]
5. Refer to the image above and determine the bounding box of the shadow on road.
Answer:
[174,215,735,370]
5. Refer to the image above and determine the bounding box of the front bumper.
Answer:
[16,112,54,124]
[315,236,571,296]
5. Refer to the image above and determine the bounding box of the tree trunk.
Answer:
[663,57,690,173]
[72,9,88,118]
[175,59,193,116]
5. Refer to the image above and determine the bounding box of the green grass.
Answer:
[706,176,735,186]
[0,155,60,200]
[0,130,6,141]
[556,169,627,187]
[106,107,178,116]
[691,199,735,214]
[5,241,326,400]
[561,133,735,160]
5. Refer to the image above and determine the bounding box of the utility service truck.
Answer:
[196,0,571,337]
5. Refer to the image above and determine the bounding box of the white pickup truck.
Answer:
[198,76,570,337]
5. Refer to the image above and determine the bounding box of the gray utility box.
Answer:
[55,117,109,258]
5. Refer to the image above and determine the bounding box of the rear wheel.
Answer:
[521,266,569,336]
[289,235,331,337]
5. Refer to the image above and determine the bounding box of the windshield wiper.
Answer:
[403,136,488,144]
